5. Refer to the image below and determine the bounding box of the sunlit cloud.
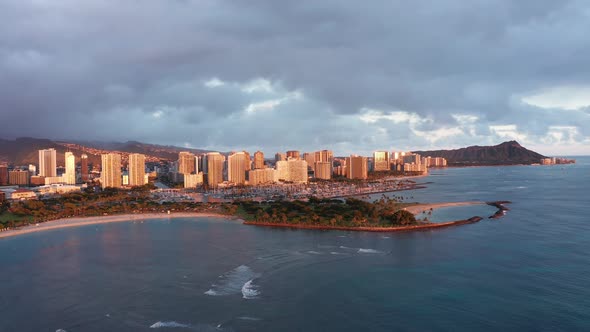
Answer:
[522,86,590,110]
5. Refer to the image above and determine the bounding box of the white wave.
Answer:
[242,279,260,299]
[339,246,352,249]
[330,251,343,255]
[205,265,260,297]
[381,236,391,239]
[337,235,348,238]
[204,289,219,296]
[150,321,191,328]
[306,250,322,255]
[358,248,382,254]
[56,330,67,332]
[237,316,261,321]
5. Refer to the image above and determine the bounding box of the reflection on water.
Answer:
[0,158,589,331]
[415,204,498,223]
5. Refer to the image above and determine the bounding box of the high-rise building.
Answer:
[248,168,276,185]
[178,152,196,174]
[8,170,30,186]
[276,159,308,183]
[128,153,146,186]
[64,152,76,185]
[228,152,247,185]
[286,150,301,160]
[0,164,8,185]
[39,149,57,177]
[101,153,122,189]
[312,150,333,176]
[206,152,225,188]
[184,173,204,188]
[275,152,286,162]
[347,155,368,180]
[81,154,89,182]
[303,153,315,168]
[253,151,265,169]
[373,151,390,171]
[425,157,447,167]
[402,153,421,165]
[314,150,333,163]
[402,153,427,174]
[314,161,332,180]
[243,151,251,171]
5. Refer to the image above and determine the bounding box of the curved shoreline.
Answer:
[243,216,483,233]
[0,201,511,239]
[0,212,237,239]
[404,201,485,214]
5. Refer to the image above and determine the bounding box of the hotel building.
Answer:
[39,149,57,177]
[346,155,368,180]
[373,151,390,171]
[64,152,76,185]
[206,152,225,188]
[228,152,247,185]
[253,151,265,169]
[128,153,146,186]
[101,153,122,189]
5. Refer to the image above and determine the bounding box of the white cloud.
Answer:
[359,108,427,125]
[204,78,225,88]
[489,124,527,141]
[413,127,464,143]
[244,99,283,113]
[522,86,590,110]
[240,78,274,94]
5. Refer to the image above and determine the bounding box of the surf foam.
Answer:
[241,279,260,299]
[205,265,260,297]
[149,321,191,328]
[358,248,382,254]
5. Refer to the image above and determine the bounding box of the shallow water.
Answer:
[1,158,589,331]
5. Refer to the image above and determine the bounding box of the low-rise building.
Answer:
[8,170,30,186]
[11,189,37,200]
[35,184,84,196]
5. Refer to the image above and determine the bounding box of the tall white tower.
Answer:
[64,152,76,185]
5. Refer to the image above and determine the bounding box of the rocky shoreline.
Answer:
[487,201,512,219]
[244,216,484,233]
[244,200,511,233]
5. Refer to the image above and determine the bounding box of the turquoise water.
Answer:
[415,204,498,222]
[0,158,589,331]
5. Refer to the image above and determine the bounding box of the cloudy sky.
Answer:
[1,1,590,156]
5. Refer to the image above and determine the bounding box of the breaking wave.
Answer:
[358,248,382,254]
[237,316,261,321]
[205,265,260,298]
[150,321,191,328]
[241,279,260,299]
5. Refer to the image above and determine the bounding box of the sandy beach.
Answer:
[405,201,485,215]
[0,201,493,239]
[0,212,237,239]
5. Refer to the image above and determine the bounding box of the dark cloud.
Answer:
[1,0,589,155]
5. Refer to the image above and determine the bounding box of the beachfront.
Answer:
[0,212,238,239]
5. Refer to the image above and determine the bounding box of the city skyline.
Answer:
[1,2,590,155]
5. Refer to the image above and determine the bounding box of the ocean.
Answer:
[1,157,589,331]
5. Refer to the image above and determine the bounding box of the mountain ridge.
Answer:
[413,140,547,166]
[0,137,212,166]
